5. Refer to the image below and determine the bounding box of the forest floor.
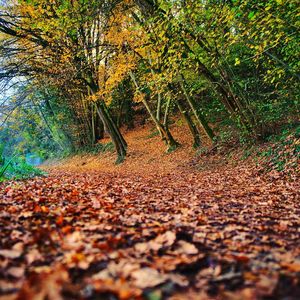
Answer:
[0,124,299,300]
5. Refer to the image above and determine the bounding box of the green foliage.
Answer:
[0,0,299,163]
[100,142,115,153]
[0,153,45,182]
[73,142,115,155]
[0,144,4,167]
[146,128,160,139]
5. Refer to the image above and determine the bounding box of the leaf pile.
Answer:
[0,163,299,299]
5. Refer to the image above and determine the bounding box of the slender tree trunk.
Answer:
[148,54,162,122]
[134,0,255,132]
[177,98,201,148]
[95,102,127,163]
[91,104,96,144]
[184,42,255,132]
[93,106,104,141]
[87,79,127,163]
[162,97,178,149]
[80,93,94,145]
[156,93,162,121]
[103,101,127,150]
[129,71,179,150]
[163,97,171,127]
[179,75,215,142]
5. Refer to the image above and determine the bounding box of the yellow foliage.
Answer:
[133,91,145,103]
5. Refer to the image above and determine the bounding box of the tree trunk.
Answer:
[87,80,127,163]
[129,71,179,150]
[156,93,162,121]
[179,75,215,142]
[94,103,104,141]
[177,98,201,148]
[95,102,127,163]
[134,0,255,133]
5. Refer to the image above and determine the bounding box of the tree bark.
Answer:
[176,98,201,148]
[129,71,179,150]
[179,75,215,142]
[95,102,127,163]
[87,78,127,163]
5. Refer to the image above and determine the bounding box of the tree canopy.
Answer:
[0,0,299,161]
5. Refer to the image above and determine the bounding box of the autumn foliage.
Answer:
[0,1,299,299]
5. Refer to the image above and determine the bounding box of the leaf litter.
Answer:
[0,155,299,299]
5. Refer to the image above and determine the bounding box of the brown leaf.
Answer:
[7,267,25,278]
[135,231,176,253]
[281,261,300,272]
[26,249,43,265]
[0,249,22,259]
[17,265,69,300]
[131,268,167,288]
[174,241,198,255]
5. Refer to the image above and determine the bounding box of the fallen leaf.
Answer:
[0,249,22,259]
[7,266,25,278]
[131,268,167,288]
[174,241,198,255]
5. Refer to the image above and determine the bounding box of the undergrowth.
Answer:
[69,142,115,156]
[0,156,46,182]
[192,124,299,176]
[256,125,300,174]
